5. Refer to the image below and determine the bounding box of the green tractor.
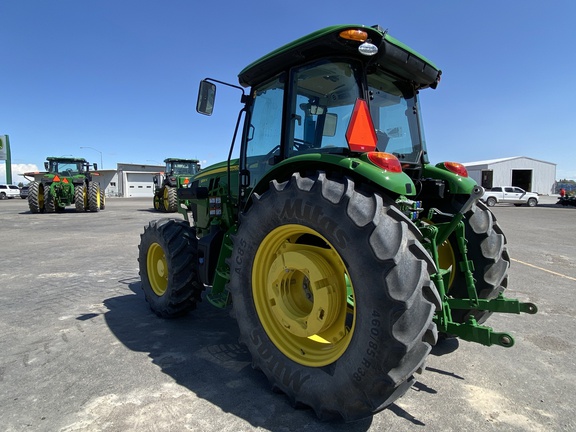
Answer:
[152,158,201,212]
[138,25,537,421]
[27,157,104,213]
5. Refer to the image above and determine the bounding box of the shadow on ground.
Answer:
[100,280,376,431]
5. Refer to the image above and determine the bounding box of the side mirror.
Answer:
[44,162,49,170]
[93,163,98,171]
[197,80,216,116]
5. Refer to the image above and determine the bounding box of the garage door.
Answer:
[126,173,154,197]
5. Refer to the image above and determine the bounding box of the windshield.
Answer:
[171,162,198,175]
[367,72,424,164]
[50,161,83,175]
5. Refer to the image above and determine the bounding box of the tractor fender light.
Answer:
[53,175,61,182]
[367,152,402,173]
[339,29,368,42]
[442,161,468,177]
[338,29,378,56]
[183,177,190,184]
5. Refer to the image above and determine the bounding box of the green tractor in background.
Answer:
[152,158,201,212]
[27,157,104,213]
[138,25,537,421]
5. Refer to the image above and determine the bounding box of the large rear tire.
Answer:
[138,218,204,318]
[88,181,101,212]
[75,184,87,212]
[153,193,163,211]
[44,184,57,213]
[162,186,178,213]
[439,200,509,324]
[28,181,45,213]
[228,172,440,421]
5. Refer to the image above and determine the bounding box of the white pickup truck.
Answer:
[481,186,539,207]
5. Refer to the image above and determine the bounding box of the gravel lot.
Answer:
[0,195,574,431]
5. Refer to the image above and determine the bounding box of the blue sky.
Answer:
[1,0,575,185]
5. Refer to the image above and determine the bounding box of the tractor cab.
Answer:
[45,157,94,177]
[198,25,441,205]
[164,158,201,176]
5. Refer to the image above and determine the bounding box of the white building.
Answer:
[113,163,164,197]
[462,156,556,195]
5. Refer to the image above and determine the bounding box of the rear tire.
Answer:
[228,172,440,421]
[28,181,45,213]
[153,194,162,211]
[44,184,56,213]
[88,181,101,212]
[441,201,509,324]
[162,186,178,212]
[138,218,204,318]
[75,184,87,212]
[527,198,537,207]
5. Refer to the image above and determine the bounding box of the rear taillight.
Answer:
[367,152,402,173]
[442,162,468,177]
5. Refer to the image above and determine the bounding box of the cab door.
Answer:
[504,187,522,204]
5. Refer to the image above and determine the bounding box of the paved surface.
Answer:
[0,195,574,431]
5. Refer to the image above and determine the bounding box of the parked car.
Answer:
[0,184,21,199]
[481,186,539,207]
[20,185,29,199]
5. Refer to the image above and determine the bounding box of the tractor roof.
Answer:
[46,157,87,163]
[163,158,200,163]
[238,24,440,90]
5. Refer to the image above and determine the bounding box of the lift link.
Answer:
[418,203,537,348]
[444,318,516,347]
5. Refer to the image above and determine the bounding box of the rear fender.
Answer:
[423,164,477,195]
[251,153,416,199]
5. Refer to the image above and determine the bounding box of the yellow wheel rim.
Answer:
[162,188,170,210]
[253,224,355,367]
[147,242,168,296]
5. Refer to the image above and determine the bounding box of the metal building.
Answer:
[462,156,556,195]
[115,163,164,197]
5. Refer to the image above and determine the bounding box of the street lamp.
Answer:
[80,146,103,169]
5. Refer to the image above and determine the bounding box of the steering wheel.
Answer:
[264,145,280,160]
[293,138,314,151]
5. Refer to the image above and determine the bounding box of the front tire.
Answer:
[228,172,440,421]
[138,218,204,318]
[485,197,496,207]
